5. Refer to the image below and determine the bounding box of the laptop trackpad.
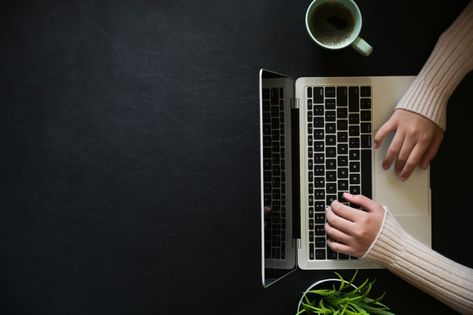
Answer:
[373,134,431,216]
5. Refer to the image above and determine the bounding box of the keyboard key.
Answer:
[338,155,348,166]
[360,86,371,97]
[326,159,336,169]
[337,143,348,155]
[337,131,348,142]
[361,149,372,198]
[349,113,359,124]
[338,168,348,178]
[327,247,338,259]
[361,122,371,133]
[337,107,347,118]
[325,99,335,109]
[326,146,336,157]
[338,180,348,190]
[349,149,360,160]
[349,161,360,172]
[360,98,371,109]
[349,125,360,136]
[314,87,324,103]
[325,110,336,121]
[337,119,348,130]
[307,99,313,110]
[315,212,325,223]
[336,87,347,106]
[315,224,325,235]
[350,173,360,184]
[326,135,336,145]
[315,177,325,188]
[326,171,336,182]
[360,110,371,121]
[315,189,325,199]
[316,249,326,259]
[326,195,337,205]
[361,135,371,148]
[349,86,359,112]
[314,128,324,139]
[349,138,360,148]
[325,86,336,97]
[314,116,324,127]
[314,105,324,115]
[326,123,336,134]
[315,202,325,212]
[314,153,324,164]
[314,141,324,151]
[326,183,336,193]
[315,237,325,247]
[307,87,312,98]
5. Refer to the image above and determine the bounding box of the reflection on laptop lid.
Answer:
[260,69,431,287]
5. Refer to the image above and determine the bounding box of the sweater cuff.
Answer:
[395,77,448,130]
[362,208,408,266]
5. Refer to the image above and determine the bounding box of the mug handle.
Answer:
[352,37,373,56]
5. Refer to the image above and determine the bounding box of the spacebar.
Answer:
[361,149,372,199]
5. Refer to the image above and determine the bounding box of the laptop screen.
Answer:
[260,69,298,287]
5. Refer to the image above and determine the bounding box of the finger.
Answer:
[342,193,380,213]
[399,142,430,181]
[326,238,354,256]
[326,205,355,234]
[325,222,352,244]
[382,130,405,170]
[420,132,444,169]
[394,138,417,175]
[374,119,396,149]
[329,200,365,222]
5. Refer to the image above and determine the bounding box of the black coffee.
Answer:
[308,2,355,47]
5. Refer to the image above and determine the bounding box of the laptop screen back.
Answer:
[260,69,297,287]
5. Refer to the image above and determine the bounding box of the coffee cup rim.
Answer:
[305,0,363,50]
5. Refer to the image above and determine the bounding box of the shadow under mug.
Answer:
[305,0,373,56]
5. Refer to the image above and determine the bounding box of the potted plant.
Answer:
[296,270,395,315]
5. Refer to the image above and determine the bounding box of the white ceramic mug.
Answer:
[305,0,373,56]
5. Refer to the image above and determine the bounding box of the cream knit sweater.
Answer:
[395,1,473,130]
[363,210,473,314]
[363,3,473,313]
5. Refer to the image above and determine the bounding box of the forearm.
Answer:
[363,210,473,314]
[396,1,473,130]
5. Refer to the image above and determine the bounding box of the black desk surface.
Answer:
[1,1,472,314]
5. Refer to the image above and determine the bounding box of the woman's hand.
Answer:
[374,109,444,181]
[325,193,385,257]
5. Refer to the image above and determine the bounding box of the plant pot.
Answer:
[295,272,394,315]
[296,278,356,314]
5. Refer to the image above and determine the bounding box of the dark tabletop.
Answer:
[1,0,472,314]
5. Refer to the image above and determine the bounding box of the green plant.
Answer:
[296,270,395,315]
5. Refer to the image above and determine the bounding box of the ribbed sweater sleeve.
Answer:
[395,1,473,130]
[363,209,473,314]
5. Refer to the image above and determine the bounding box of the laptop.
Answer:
[260,69,432,287]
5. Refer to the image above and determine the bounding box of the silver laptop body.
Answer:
[260,69,431,287]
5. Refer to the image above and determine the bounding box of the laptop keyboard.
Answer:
[262,87,287,260]
[306,85,372,261]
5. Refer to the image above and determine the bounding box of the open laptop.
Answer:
[260,69,431,287]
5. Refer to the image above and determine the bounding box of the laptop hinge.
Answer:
[291,98,299,109]
[296,238,301,249]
